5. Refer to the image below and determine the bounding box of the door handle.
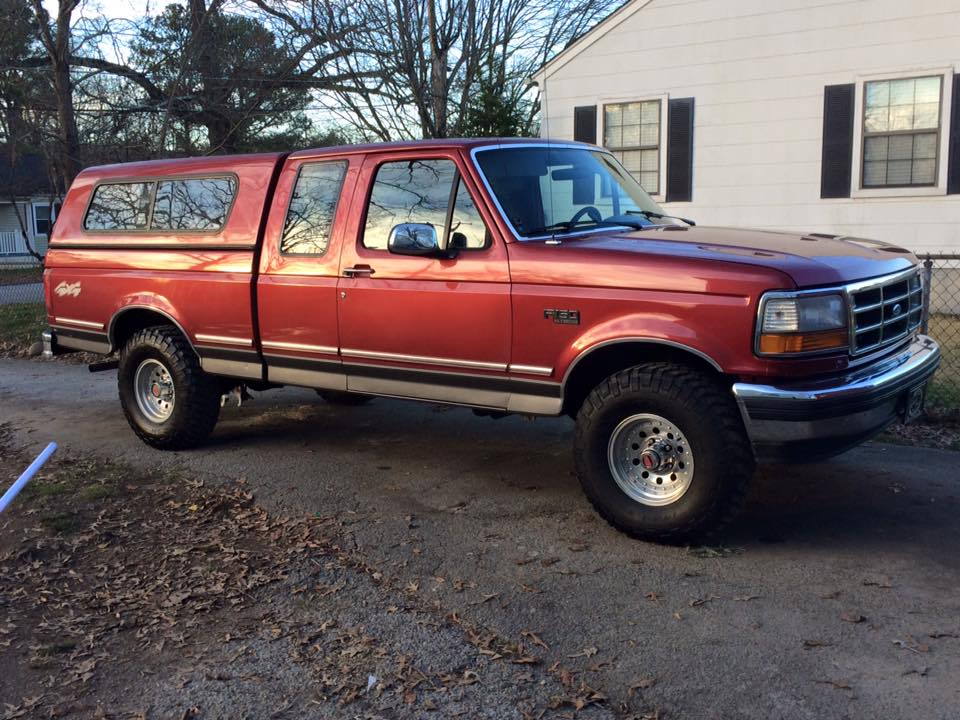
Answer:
[343,265,375,277]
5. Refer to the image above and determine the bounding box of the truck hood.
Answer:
[558,226,916,287]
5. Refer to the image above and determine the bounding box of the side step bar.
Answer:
[88,359,119,373]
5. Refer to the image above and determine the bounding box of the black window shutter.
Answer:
[820,84,855,198]
[666,97,695,203]
[948,74,960,194]
[573,106,597,144]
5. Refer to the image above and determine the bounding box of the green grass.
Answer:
[927,313,960,411]
[0,302,45,350]
[40,511,81,534]
[77,483,119,501]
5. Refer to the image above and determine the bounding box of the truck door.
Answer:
[336,149,513,408]
[257,153,358,388]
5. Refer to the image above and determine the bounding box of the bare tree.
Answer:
[29,0,82,187]
[308,0,623,140]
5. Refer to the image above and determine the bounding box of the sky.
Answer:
[44,0,152,20]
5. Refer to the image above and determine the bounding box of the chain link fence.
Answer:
[920,254,960,412]
[0,259,45,353]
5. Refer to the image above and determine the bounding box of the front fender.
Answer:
[555,305,752,383]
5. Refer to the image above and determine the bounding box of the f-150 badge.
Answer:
[544,308,580,325]
[55,281,81,298]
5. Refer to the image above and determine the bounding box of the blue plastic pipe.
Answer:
[0,442,57,513]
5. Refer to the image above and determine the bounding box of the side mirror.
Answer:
[387,223,458,259]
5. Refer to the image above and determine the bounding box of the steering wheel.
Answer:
[569,206,602,226]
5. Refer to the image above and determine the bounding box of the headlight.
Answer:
[757,292,848,355]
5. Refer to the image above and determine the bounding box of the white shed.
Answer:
[534,0,960,253]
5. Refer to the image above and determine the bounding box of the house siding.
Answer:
[0,201,48,262]
[539,0,960,253]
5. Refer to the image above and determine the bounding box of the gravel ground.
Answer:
[1,356,960,719]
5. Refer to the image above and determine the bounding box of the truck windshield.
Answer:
[474,146,678,240]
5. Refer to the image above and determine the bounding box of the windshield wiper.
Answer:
[627,209,697,226]
[525,218,648,236]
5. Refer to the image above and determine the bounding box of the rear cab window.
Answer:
[280,161,347,255]
[83,176,237,233]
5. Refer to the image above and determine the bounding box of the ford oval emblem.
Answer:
[892,303,903,317]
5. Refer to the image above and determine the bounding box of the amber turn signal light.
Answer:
[758,328,848,354]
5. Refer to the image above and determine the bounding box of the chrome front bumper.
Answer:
[732,335,941,461]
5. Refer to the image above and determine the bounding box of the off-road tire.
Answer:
[574,362,753,543]
[317,390,374,406]
[118,326,221,449]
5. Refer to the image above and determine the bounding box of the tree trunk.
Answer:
[51,58,80,185]
[426,0,447,138]
[31,0,81,188]
[203,114,239,154]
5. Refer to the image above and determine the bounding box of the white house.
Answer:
[0,152,58,264]
[534,0,960,254]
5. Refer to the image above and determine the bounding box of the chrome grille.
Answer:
[848,268,923,355]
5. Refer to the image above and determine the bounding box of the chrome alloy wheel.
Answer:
[134,358,176,423]
[607,413,694,506]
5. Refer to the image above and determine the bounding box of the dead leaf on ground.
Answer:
[628,677,656,696]
[815,679,852,690]
[734,594,760,602]
[567,646,598,659]
[841,612,866,623]
[521,630,549,650]
[893,636,930,654]
[470,593,500,606]
[690,595,719,607]
[862,576,893,589]
[803,640,834,649]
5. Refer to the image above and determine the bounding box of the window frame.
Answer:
[81,172,239,235]
[279,160,348,257]
[359,156,491,253]
[600,95,669,199]
[850,67,954,199]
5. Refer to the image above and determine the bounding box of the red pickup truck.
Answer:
[42,138,940,541]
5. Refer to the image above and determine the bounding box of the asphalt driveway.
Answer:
[1,356,958,719]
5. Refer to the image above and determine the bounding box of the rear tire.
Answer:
[317,390,374,406]
[574,362,753,543]
[118,326,221,449]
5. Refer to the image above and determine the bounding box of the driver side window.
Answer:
[362,158,489,251]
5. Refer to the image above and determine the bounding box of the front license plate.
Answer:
[901,384,926,424]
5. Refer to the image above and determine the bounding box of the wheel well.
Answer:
[561,341,727,417]
[110,308,193,355]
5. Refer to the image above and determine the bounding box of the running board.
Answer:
[88,359,119,373]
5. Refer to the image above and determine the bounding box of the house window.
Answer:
[603,100,661,194]
[33,204,53,236]
[862,75,942,188]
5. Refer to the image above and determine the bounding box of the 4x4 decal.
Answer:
[54,281,82,298]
